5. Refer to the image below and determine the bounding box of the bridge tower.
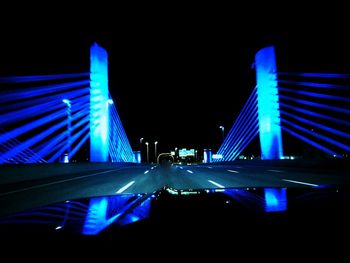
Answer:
[255,46,283,159]
[90,43,109,162]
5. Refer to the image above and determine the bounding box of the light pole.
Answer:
[145,142,149,163]
[219,126,225,142]
[140,138,144,162]
[62,99,71,163]
[154,141,158,163]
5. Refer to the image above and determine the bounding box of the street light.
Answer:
[219,125,225,142]
[154,141,158,163]
[145,142,149,163]
[62,99,71,163]
[140,138,144,162]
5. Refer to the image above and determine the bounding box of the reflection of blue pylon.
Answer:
[90,43,109,162]
[255,46,283,160]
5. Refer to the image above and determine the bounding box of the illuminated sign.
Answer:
[179,148,195,157]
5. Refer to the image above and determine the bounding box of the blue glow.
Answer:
[279,102,350,127]
[218,89,257,156]
[255,46,283,160]
[82,197,109,235]
[203,149,208,163]
[134,151,141,163]
[282,118,350,152]
[90,43,109,162]
[82,195,149,235]
[278,72,350,79]
[279,87,350,102]
[264,188,287,212]
[282,126,341,157]
[119,198,151,225]
[0,80,89,103]
[216,88,259,162]
[278,79,350,90]
[280,94,350,115]
[108,100,136,163]
[281,110,349,138]
[0,72,89,83]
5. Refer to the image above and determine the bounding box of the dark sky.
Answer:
[1,8,350,156]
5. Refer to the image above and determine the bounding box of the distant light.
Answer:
[212,154,223,159]
[55,226,63,230]
[144,170,149,174]
[63,154,69,163]
[170,151,175,156]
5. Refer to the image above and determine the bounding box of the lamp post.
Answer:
[62,99,71,163]
[145,142,149,163]
[139,138,144,162]
[219,126,225,142]
[154,141,158,163]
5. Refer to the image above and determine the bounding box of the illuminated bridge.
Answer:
[215,46,350,162]
[0,43,135,164]
[0,44,349,218]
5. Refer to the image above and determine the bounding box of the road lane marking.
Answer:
[0,169,125,197]
[116,181,135,193]
[267,169,284,173]
[179,167,183,170]
[227,170,239,173]
[144,170,150,174]
[208,180,225,188]
[282,179,318,187]
[187,170,193,174]
[207,166,213,169]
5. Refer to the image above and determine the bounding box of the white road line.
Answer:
[144,170,150,174]
[0,169,120,197]
[207,166,213,169]
[267,169,284,173]
[282,179,319,187]
[187,170,193,174]
[208,180,225,188]
[116,181,135,193]
[227,170,239,173]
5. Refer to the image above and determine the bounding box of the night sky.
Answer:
[1,9,350,157]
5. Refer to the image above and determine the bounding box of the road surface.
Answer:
[0,160,349,216]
